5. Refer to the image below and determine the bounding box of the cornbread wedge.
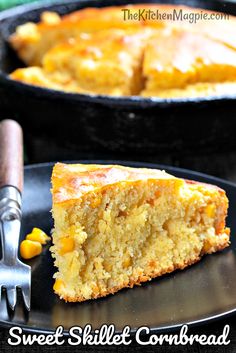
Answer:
[142,29,236,93]
[11,29,149,96]
[51,163,230,302]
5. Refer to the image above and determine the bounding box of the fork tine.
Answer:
[6,287,17,311]
[21,285,31,311]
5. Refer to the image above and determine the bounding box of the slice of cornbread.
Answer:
[42,29,148,96]
[143,29,236,92]
[10,29,149,96]
[51,163,230,302]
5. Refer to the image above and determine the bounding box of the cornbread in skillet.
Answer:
[141,29,236,96]
[9,5,165,66]
[51,163,230,302]
[9,4,236,98]
[11,28,148,96]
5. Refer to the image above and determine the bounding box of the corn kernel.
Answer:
[90,197,101,208]
[92,284,100,295]
[205,204,216,218]
[53,279,64,292]
[20,240,42,259]
[123,255,131,268]
[103,261,112,272]
[155,190,161,198]
[202,240,212,253]
[59,237,75,255]
[26,227,50,244]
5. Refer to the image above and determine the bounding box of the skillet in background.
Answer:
[0,0,236,168]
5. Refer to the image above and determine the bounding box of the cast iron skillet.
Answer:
[0,0,236,161]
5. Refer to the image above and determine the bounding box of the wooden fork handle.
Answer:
[0,120,23,193]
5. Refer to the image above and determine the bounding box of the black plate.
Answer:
[0,161,236,334]
[1,0,236,162]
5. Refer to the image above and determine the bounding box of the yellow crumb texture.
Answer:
[8,4,236,98]
[50,163,230,302]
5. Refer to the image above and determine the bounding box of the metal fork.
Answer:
[0,120,31,311]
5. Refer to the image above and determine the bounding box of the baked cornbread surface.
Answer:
[11,29,148,96]
[9,4,236,98]
[51,163,230,302]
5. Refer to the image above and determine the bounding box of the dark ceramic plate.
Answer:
[0,161,236,334]
[1,0,236,161]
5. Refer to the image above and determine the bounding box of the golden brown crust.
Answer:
[142,28,236,93]
[10,27,150,96]
[51,162,177,204]
[51,163,228,209]
[10,4,236,38]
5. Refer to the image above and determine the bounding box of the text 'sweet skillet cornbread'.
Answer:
[51,163,230,302]
[9,4,236,98]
